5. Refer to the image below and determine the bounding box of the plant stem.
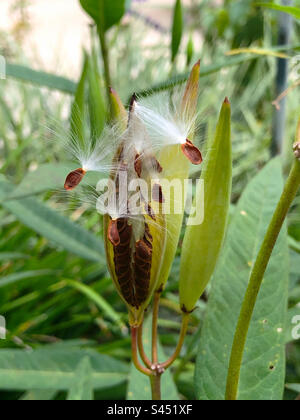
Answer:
[137,317,152,368]
[225,159,300,401]
[97,9,112,112]
[131,327,152,377]
[161,313,190,369]
[150,373,162,400]
[152,291,161,364]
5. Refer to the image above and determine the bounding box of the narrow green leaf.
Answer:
[285,383,300,393]
[171,0,183,62]
[5,163,104,201]
[127,317,179,400]
[0,252,28,261]
[20,389,57,401]
[0,175,105,262]
[80,0,128,31]
[195,159,289,400]
[87,53,106,138]
[0,348,128,391]
[71,55,89,147]
[6,63,76,94]
[66,279,126,332]
[0,270,55,289]
[180,99,232,312]
[256,3,300,19]
[67,357,93,400]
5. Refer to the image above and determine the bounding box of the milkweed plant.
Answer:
[61,57,300,400]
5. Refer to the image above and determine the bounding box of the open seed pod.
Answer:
[103,94,166,327]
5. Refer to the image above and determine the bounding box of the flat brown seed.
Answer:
[108,219,121,246]
[181,140,203,165]
[134,154,142,177]
[64,168,86,190]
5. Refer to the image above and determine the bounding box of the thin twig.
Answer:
[131,327,152,377]
[152,291,161,364]
[137,317,152,368]
[161,313,190,370]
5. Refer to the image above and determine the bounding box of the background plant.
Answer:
[0,0,299,400]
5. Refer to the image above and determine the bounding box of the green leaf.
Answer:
[127,317,179,400]
[20,389,57,401]
[67,357,93,400]
[0,348,128,391]
[195,159,289,400]
[0,175,105,262]
[285,383,300,393]
[4,163,74,200]
[66,279,126,332]
[80,0,128,31]
[180,99,232,312]
[5,163,104,200]
[0,270,55,289]
[256,3,300,19]
[6,63,76,94]
[0,252,28,261]
[87,52,106,138]
[71,56,89,147]
[171,0,183,62]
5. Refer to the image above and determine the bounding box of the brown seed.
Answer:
[64,168,86,190]
[108,219,121,246]
[134,153,142,177]
[181,140,203,165]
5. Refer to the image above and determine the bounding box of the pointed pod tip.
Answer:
[129,93,137,112]
[224,97,230,105]
[194,59,201,67]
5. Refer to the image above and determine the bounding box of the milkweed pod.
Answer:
[155,60,201,293]
[179,98,232,313]
[104,205,166,327]
[104,93,167,327]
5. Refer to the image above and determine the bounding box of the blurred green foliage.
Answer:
[0,0,299,400]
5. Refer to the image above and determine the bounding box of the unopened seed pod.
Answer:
[179,98,232,313]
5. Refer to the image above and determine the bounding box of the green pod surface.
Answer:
[179,98,232,312]
[156,60,201,292]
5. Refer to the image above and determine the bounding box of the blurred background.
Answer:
[0,0,299,400]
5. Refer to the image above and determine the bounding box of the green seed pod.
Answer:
[156,60,201,292]
[179,98,232,313]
